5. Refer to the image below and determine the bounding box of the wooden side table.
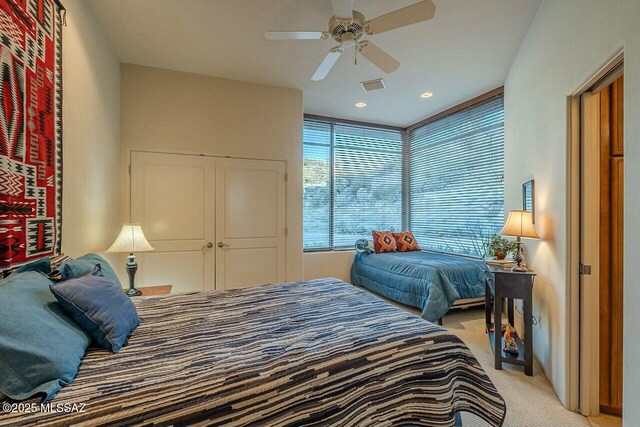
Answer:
[127,285,172,296]
[485,269,536,376]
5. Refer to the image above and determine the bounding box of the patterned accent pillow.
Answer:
[371,231,398,253]
[393,232,421,252]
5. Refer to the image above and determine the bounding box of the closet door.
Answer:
[215,158,286,289]
[130,152,216,292]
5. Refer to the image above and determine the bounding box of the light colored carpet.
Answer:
[439,308,591,426]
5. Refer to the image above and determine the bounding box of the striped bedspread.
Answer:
[1,278,505,427]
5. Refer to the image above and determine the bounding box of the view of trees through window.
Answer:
[303,95,505,256]
[303,121,403,249]
[303,122,331,249]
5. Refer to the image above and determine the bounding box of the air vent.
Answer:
[361,79,385,92]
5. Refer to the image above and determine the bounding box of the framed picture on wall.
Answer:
[522,179,535,223]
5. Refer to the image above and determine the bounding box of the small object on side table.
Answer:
[503,324,519,356]
[107,224,154,297]
[485,268,536,376]
[486,259,525,271]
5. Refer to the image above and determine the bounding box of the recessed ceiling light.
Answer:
[420,92,434,98]
[355,102,367,108]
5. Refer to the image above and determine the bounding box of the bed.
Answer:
[1,278,505,427]
[351,250,492,323]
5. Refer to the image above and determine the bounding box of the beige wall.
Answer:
[504,0,640,421]
[119,64,304,281]
[303,251,355,282]
[61,0,121,263]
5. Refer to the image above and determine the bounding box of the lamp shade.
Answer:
[107,224,154,253]
[499,210,540,239]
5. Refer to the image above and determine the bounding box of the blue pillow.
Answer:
[354,239,374,254]
[0,272,91,401]
[12,257,51,275]
[59,253,121,287]
[50,274,140,353]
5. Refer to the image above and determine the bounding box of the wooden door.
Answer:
[580,90,601,416]
[215,158,286,289]
[130,152,216,293]
[599,75,623,416]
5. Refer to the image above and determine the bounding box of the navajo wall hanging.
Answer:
[0,0,65,271]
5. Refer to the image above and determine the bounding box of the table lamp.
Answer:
[499,210,540,272]
[107,224,154,296]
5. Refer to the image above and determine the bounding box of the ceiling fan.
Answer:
[264,0,436,81]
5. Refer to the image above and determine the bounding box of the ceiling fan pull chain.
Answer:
[354,47,358,66]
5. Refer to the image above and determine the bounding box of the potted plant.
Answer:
[487,235,518,260]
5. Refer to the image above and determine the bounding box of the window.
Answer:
[303,121,332,249]
[303,120,403,250]
[408,96,504,256]
[303,94,505,256]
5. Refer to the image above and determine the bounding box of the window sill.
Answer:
[303,248,355,253]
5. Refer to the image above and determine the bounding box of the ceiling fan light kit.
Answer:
[264,0,436,81]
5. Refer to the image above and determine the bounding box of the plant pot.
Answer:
[494,250,507,260]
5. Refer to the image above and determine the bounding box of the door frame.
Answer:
[567,50,623,415]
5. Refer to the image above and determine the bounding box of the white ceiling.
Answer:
[90,0,540,127]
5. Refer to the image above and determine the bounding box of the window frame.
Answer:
[303,118,405,251]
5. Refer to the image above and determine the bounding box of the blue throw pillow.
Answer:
[0,272,91,401]
[59,253,121,287]
[50,274,140,353]
[354,239,374,254]
[11,257,51,275]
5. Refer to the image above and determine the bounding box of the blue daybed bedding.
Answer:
[351,250,492,323]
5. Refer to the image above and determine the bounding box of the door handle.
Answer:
[202,242,214,250]
[579,263,592,275]
[217,242,229,248]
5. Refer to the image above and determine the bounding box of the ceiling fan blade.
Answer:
[357,41,400,74]
[311,47,343,81]
[331,0,353,19]
[264,31,327,40]
[366,0,436,34]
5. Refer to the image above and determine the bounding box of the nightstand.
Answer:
[127,285,172,296]
[485,269,536,376]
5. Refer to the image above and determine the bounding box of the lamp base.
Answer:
[125,287,142,297]
[511,237,528,272]
[125,253,141,297]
